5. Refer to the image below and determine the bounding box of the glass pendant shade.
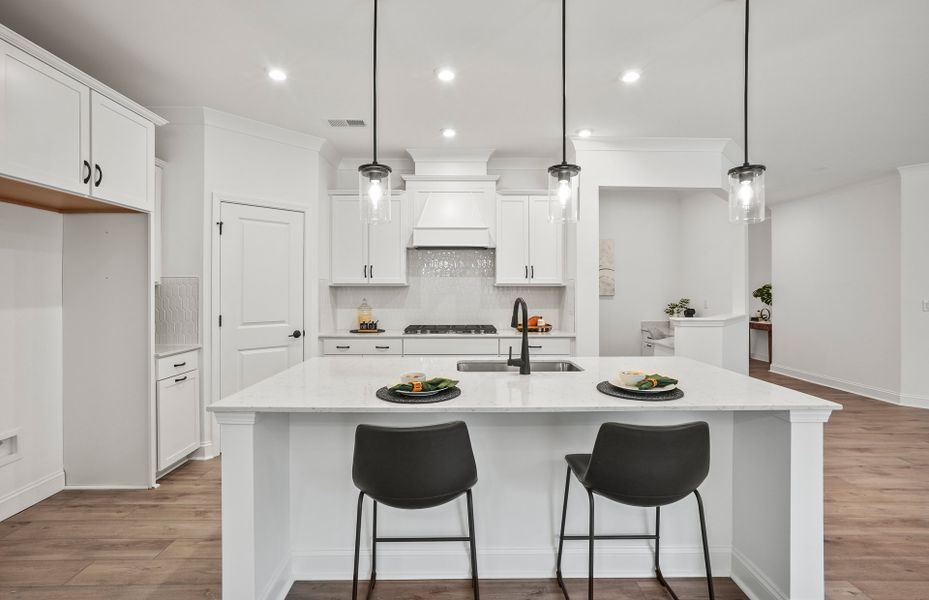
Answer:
[548,163,581,222]
[359,163,392,223]
[728,164,766,224]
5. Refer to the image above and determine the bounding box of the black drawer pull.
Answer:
[174,376,187,383]
[82,160,91,184]
[173,361,187,368]
[336,345,351,350]
[94,164,103,187]
[529,345,542,349]
[531,265,535,279]
[375,345,390,350]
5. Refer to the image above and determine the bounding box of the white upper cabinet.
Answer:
[153,161,164,285]
[495,194,565,286]
[0,39,91,196]
[330,193,406,286]
[0,28,162,212]
[90,91,154,211]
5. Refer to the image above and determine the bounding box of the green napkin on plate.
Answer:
[390,377,459,393]
[636,374,678,390]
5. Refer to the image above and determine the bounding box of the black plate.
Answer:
[376,386,461,404]
[596,381,684,402]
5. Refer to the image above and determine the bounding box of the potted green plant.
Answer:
[664,298,693,318]
[752,284,772,320]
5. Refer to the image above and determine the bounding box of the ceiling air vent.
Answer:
[328,119,367,128]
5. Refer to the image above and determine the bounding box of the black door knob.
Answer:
[288,330,303,339]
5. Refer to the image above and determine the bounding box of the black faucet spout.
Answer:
[507,297,531,375]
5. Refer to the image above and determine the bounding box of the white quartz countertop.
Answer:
[318,330,575,339]
[208,356,840,415]
[154,343,201,358]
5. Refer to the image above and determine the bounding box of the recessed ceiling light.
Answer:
[441,128,457,138]
[268,68,287,82]
[436,68,456,82]
[620,70,641,84]
[576,128,593,138]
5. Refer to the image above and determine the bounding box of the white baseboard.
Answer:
[288,544,731,581]
[264,555,294,600]
[769,363,902,405]
[0,470,64,521]
[190,441,219,460]
[900,392,929,409]
[749,352,769,362]
[63,484,151,490]
[730,548,788,600]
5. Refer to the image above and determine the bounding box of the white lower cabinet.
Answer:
[156,353,200,471]
[403,338,499,356]
[322,339,401,356]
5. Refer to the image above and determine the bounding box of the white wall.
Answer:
[598,189,681,356]
[748,218,772,361]
[679,191,740,317]
[0,203,64,519]
[899,164,929,408]
[771,175,902,400]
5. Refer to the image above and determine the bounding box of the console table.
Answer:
[749,320,772,363]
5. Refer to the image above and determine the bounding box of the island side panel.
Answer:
[788,410,829,600]
[217,412,292,600]
[287,411,734,580]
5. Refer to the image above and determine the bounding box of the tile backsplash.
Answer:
[325,249,573,331]
[155,277,200,345]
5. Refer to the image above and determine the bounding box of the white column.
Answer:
[216,411,292,600]
[788,409,831,599]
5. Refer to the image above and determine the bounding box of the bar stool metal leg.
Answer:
[556,466,571,597]
[654,505,681,600]
[695,489,716,600]
[351,492,365,600]
[366,500,378,600]
[466,489,481,600]
[587,489,595,600]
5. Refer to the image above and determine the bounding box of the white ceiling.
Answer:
[1,0,927,201]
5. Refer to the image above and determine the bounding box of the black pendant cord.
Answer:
[742,0,750,167]
[372,0,379,165]
[561,0,567,165]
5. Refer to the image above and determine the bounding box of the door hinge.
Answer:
[218,314,223,327]
[216,221,224,235]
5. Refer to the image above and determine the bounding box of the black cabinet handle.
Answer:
[369,265,374,278]
[375,345,390,350]
[529,345,542,349]
[288,330,302,339]
[94,164,103,187]
[363,265,367,278]
[524,265,528,279]
[173,361,186,368]
[531,265,535,279]
[174,375,187,383]
[82,160,91,184]
[336,345,350,350]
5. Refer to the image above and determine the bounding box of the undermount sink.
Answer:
[456,360,584,373]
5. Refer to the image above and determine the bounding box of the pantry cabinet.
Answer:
[495,194,564,286]
[330,192,407,286]
[156,353,200,471]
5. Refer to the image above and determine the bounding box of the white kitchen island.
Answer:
[209,356,839,600]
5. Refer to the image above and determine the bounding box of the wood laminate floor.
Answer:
[1,360,927,599]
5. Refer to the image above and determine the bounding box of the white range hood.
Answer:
[406,148,497,248]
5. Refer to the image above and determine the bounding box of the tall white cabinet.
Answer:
[330,191,407,286]
[495,194,565,286]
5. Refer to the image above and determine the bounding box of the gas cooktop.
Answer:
[403,324,498,335]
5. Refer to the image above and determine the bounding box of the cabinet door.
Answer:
[330,194,369,284]
[0,39,91,195]
[528,195,564,285]
[495,195,530,285]
[367,196,406,285]
[156,369,200,470]
[90,91,154,211]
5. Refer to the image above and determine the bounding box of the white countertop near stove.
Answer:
[318,329,576,339]
[209,355,839,414]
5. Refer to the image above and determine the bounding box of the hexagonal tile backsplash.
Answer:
[155,277,199,345]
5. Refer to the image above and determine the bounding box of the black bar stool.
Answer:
[555,421,714,600]
[351,421,480,600]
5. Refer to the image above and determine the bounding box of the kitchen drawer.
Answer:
[156,369,200,470]
[156,350,199,380]
[403,338,499,356]
[322,338,402,356]
[499,337,573,356]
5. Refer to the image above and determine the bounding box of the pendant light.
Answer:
[359,0,391,223]
[547,0,581,223]
[728,0,766,224]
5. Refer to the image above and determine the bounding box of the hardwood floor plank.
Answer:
[0,584,220,599]
[66,559,220,586]
[0,560,91,586]
[4,520,220,541]
[0,538,172,560]
[156,538,222,559]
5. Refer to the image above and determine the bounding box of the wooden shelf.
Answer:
[0,175,138,214]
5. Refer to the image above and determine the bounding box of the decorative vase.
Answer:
[684,308,696,318]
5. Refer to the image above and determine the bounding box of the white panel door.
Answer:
[528,195,564,285]
[495,195,530,285]
[367,196,405,285]
[0,39,90,195]
[90,91,154,211]
[156,369,201,470]
[220,203,304,400]
[330,194,368,284]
